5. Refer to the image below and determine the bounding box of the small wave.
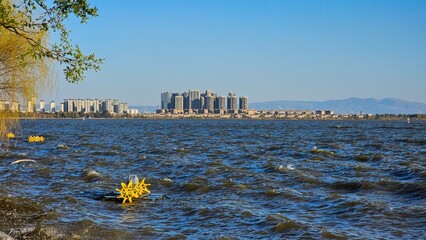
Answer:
[394,182,426,199]
[160,178,173,187]
[321,228,348,239]
[0,152,27,160]
[309,147,335,156]
[379,126,399,129]
[139,225,157,235]
[310,156,325,161]
[354,155,369,161]
[183,177,210,192]
[57,144,70,150]
[354,165,371,172]
[146,148,163,154]
[176,147,186,153]
[82,170,103,182]
[67,219,134,239]
[376,179,426,199]
[242,210,254,217]
[330,181,374,192]
[276,164,295,172]
[264,214,305,233]
[0,196,44,214]
[295,172,320,184]
[0,196,59,239]
[328,125,352,129]
[354,154,383,162]
[111,145,121,150]
[391,168,419,181]
[245,154,260,160]
[267,145,283,151]
[265,189,280,197]
[398,138,426,145]
[91,150,118,156]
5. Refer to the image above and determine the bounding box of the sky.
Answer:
[42,0,426,106]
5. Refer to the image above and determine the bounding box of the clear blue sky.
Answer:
[42,0,426,106]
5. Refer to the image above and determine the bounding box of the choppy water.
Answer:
[0,119,425,239]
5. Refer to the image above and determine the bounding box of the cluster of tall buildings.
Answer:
[0,100,20,112]
[1,98,136,115]
[60,99,129,114]
[159,90,248,114]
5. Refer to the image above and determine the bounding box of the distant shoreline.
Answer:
[17,113,425,121]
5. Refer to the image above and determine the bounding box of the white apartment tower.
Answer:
[50,101,56,112]
[39,100,45,112]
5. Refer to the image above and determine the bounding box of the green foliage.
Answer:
[0,0,103,83]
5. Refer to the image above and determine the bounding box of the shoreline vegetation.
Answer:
[11,111,426,120]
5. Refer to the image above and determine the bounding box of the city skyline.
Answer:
[0,98,138,115]
[159,90,248,114]
[40,1,426,105]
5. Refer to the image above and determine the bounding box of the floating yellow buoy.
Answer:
[116,178,151,203]
[6,133,15,139]
[28,136,45,143]
[135,178,151,195]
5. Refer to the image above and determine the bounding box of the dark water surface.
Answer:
[0,119,425,239]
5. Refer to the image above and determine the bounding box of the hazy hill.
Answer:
[250,98,426,114]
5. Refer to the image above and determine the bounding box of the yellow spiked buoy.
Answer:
[6,133,15,139]
[135,178,151,195]
[116,180,138,203]
[28,135,45,143]
[115,178,151,203]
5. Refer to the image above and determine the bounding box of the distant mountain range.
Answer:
[131,98,426,114]
[250,98,426,114]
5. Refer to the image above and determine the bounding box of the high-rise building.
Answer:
[85,99,92,113]
[39,100,45,112]
[123,103,128,113]
[174,95,184,113]
[182,92,189,110]
[117,103,124,114]
[75,99,83,112]
[64,99,73,112]
[227,92,238,112]
[93,99,101,112]
[200,96,205,110]
[113,99,119,113]
[102,99,113,112]
[27,98,36,113]
[161,92,172,110]
[50,101,56,113]
[188,90,201,110]
[61,99,68,112]
[81,99,86,112]
[11,101,20,112]
[205,90,213,97]
[170,93,180,110]
[239,96,248,111]
[205,96,215,111]
[2,100,18,111]
[215,96,226,110]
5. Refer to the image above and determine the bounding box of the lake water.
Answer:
[0,119,425,239]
